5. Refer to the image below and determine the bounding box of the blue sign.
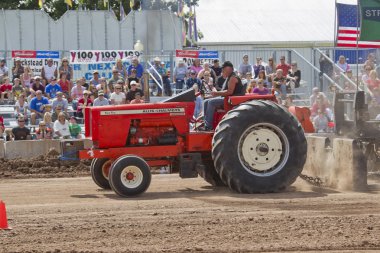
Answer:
[36,51,60,59]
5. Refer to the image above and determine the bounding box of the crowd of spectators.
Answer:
[0,56,146,141]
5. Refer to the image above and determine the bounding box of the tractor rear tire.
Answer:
[212,100,307,193]
[108,155,151,197]
[198,157,226,187]
[91,158,112,189]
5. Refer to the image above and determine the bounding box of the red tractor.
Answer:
[77,89,307,197]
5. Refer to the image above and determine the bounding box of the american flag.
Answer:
[337,3,380,48]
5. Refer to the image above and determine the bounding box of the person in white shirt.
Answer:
[110,84,126,105]
[41,58,58,86]
[53,112,70,139]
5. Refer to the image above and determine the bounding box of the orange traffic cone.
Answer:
[0,201,12,230]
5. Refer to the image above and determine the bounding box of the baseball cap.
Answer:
[98,90,104,96]
[154,57,161,62]
[222,61,234,69]
[93,70,99,74]
[130,80,137,86]
[190,70,196,74]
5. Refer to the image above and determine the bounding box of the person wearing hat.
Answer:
[69,116,82,139]
[0,59,9,83]
[173,60,188,91]
[211,59,222,78]
[202,61,244,131]
[127,68,140,90]
[31,76,45,94]
[126,81,143,103]
[127,57,144,79]
[93,90,109,107]
[12,57,24,81]
[77,90,93,118]
[185,69,202,90]
[107,67,125,92]
[90,70,101,86]
[52,91,68,113]
[45,76,62,100]
[110,84,126,105]
[238,54,252,79]
[35,121,53,140]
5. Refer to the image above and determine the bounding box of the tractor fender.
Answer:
[288,106,315,133]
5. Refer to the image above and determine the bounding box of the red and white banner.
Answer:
[12,50,60,76]
[70,50,142,64]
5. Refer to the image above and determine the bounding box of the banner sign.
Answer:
[175,50,219,66]
[70,50,142,64]
[360,0,380,41]
[11,50,60,76]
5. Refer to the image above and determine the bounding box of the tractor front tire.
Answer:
[212,100,307,193]
[91,158,112,189]
[109,155,151,197]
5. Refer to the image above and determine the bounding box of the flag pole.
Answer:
[356,0,360,90]
[333,0,337,67]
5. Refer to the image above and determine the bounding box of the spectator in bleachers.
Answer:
[89,84,98,102]
[200,71,215,98]
[211,59,222,78]
[362,65,372,87]
[110,84,126,105]
[45,77,62,100]
[30,90,49,125]
[69,116,82,139]
[130,92,145,104]
[0,59,9,83]
[115,80,126,93]
[367,70,380,96]
[276,56,291,80]
[58,58,73,82]
[12,58,24,81]
[35,121,53,140]
[12,115,31,141]
[160,61,172,96]
[41,58,58,86]
[336,55,350,74]
[77,90,92,118]
[246,79,257,93]
[21,65,33,91]
[12,78,24,99]
[58,73,71,100]
[253,57,265,79]
[27,90,35,105]
[265,57,276,88]
[287,62,301,93]
[53,112,70,139]
[149,58,168,96]
[345,69,357,84]
[310,93,332,119]
[126,81,143,104]
[93,90,109,107]
[364,53,376,71]
[89,71,101,87]
[96,78,111,99]
[215,69,226,91]
[272,69,287,98]
[238,55,252,78]
[253,79,269,95]
[256,70,267,87]
[313,109,329,133]
[71,79,86,110]
[0,115,4,139]
[115,59,128,79]
[126,68,140,90]
[44,112,54,129]
[51,105,66,122]
[185,70,202,90]
[108,68,125,92]
[310,87,325,106]
[242,72,253,87]
[15,94,28,120]
[31,76,45,94]
[198,62,217,82]
[189,59,203,76]
[128,57,144,79]
[283,95,295,107]
[81,76,89,90]
[173,60,187,91]
[0,77,13,104]
[52,92,68,113]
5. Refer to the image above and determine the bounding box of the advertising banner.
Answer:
[175,50,219,66]
[70,50,142,64]
[11,50,60,76]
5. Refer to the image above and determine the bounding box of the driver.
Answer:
[203,61,243,130]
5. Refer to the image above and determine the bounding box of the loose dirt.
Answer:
[1,174,380,253]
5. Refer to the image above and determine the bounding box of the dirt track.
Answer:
[1,174,380,253]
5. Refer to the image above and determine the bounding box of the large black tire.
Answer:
[197,156,226,187]
[108,155,151,197]
[212,100,307,193]
[91,158,112,189]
